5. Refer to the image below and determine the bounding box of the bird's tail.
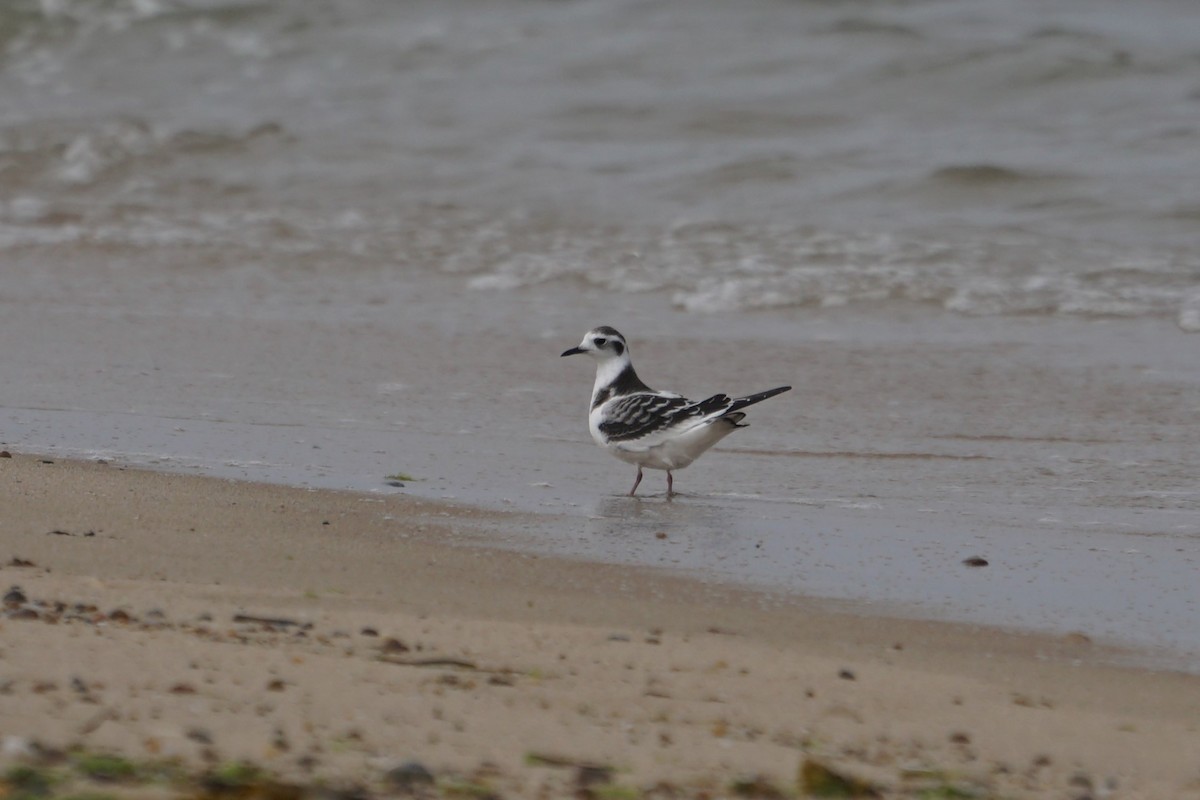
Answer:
[726,385,791,414]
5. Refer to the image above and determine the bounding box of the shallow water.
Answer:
[2,1,1198,666]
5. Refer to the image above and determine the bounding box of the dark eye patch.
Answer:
[594,337,607,347]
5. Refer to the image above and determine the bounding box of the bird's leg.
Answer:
[629,467,643,497]
[666,470,674,498]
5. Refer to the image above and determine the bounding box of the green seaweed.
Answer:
[206,760,268,789]
[3,764,56,798]
[798,759,878,798]
[730,774,788,798]
[71,754,136,783]
[437,778,498,798]
[591,785,641,800]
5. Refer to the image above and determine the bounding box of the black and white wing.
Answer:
[598,392,735,445]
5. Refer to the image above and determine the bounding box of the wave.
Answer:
[0,116,287,190]
[448,215,1195,321]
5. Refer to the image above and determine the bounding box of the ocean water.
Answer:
[2,0,1199,319]
[2,0,1199,665]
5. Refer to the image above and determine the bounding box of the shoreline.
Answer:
[3,452,1199,798]
[2,448,1183,669]
[5,439,1195,672]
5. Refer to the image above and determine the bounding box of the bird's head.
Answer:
[561,326,629,361]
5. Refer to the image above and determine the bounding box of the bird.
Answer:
[561,326,791,497]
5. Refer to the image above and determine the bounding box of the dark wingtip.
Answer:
[727,385,792,412]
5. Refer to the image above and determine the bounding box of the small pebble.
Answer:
[1,736,35,758]
[4,586,27,606]
[962,556,989,567]
[837,668,856,681]
[380,638,410,654]
[185,727,213,745]
[1068,773,1094,790]
[575,764,615,788]
[385,761,434,792]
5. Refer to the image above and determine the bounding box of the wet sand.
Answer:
[2,453,1198,799]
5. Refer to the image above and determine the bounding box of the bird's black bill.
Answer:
[561,346,585,357]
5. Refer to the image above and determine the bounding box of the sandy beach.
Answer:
[3,453,1198,799]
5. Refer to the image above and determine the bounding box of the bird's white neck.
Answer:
[592,355,632,403]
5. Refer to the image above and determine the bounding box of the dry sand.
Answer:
[2,453,1198,799]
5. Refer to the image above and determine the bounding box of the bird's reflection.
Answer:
[566,492,812,589]
[586,494,745,552]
